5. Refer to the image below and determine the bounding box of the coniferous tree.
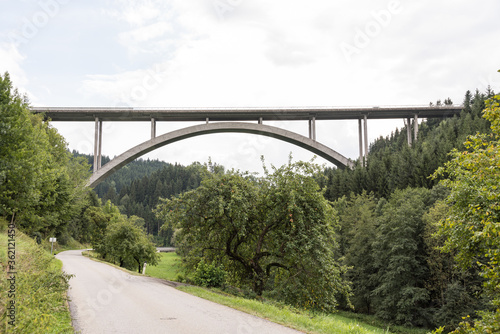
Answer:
[340,192,379,314]
[372,187,432,326]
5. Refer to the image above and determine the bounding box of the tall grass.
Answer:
[0,220,73,334]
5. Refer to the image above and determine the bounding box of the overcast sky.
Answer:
[1,0,499,173]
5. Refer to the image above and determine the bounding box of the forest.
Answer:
[2,68,500,332]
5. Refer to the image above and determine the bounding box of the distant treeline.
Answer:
[74,152,205,244]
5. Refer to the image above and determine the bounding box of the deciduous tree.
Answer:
[434,93,500,333]
[156,159,350,311]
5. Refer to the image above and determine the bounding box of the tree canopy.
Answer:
[434,93,500,333]
[156,159,350,311]
[0,72,89,239]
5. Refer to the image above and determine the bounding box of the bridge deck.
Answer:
[31,106,463,122]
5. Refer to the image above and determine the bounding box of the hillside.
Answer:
[320,89,493,201]
[73,152,169,198]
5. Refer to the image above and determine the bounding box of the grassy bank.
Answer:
[179,285,388,334]
[146,252,428,334]
[145,251,185,281]
[0,220,73,334]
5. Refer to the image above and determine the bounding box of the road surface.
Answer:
[57,250,303,334]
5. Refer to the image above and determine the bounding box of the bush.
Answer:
[193,259,226,288]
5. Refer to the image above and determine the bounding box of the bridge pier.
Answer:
[357,115,369,166]
[308,116,316,141]
[358,119,363,164]
[93,117,102,172]
[414,113,419,141]
[151,118,156,139]
[356,115,368,166]
[406,117,412,146]
[405,114,419,146]
[363,114,368,162]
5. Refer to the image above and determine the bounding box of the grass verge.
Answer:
[145,251,186,281]
[178,285,388,334]
[0,221,73,334]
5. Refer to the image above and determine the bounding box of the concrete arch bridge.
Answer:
[31,105,462,187]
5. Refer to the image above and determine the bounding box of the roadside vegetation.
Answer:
[0,220,73,333]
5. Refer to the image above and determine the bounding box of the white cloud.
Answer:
[0,42,27,86]
[79,63,169,106]
[119,21,173,44]
[104,0,162,26]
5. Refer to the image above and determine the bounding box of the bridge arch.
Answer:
[87,122,354,188]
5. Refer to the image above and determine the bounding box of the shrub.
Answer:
[193,259,226,288]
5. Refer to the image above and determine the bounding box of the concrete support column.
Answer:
[206,118,209,124]
[98,119,102,169]
[258,117,263,125]
[93,117,98,172]
[363,114,368,159]
[308,117,316,141]
[312,116,316,141]
[151,118,156,139]
[414,114,419,141]
[406,117,412,146]
[358,119,363,165]
[93,117,102,172]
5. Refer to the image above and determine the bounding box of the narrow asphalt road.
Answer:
[57,250,303,334]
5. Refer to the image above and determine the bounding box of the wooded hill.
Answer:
[320,88,494,201]
[74,153,206,243]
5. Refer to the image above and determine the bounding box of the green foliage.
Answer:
[0,72,90,240]
[434,94,500,333]
[371,187,432,327]
[156,158,350,312]
[193,259,226,287]
[105,219,159,272]
[90,200,160,273]
[337,192,379,314]
[424,201,486,332]
[334,186,485,330]
[0,231,73,333]
[79,153,206,241]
